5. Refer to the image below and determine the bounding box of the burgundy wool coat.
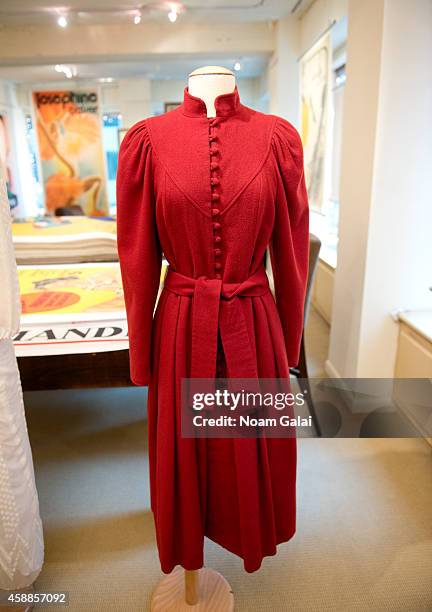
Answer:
[116,87,309,574]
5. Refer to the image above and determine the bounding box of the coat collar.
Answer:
[181,86,241,118]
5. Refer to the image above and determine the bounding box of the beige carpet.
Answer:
[22,308,432,611]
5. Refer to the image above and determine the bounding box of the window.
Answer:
[102,112,122,214]
[24,114,44,212]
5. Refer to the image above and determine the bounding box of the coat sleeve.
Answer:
[269,118,309,368]
[116,120,162,386]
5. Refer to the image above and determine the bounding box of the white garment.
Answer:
[0,161,44,589]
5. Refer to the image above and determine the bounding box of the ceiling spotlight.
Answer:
[234,61,241,72]
[168,8,178,23]
[54,64,75,79]
[57,15,68,28]
[134,13,141,25]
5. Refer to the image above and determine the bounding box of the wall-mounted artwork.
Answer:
[32,90,108,216]
[300,33,332,213]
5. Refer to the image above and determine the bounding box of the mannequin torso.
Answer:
[188,65,236,117]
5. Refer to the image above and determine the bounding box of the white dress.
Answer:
[0,161,44,590]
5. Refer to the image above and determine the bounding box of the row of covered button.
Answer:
[209,118,226,376]
[209,117,222,279]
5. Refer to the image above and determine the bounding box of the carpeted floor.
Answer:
[23,308,432,611]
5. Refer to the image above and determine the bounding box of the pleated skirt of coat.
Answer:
[147,287,297,574]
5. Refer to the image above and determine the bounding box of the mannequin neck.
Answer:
[188,73,236,118]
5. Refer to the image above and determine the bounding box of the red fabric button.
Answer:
[210,148,219,156]
[211,193,220,202]
[211,208,220,216]
[211,178,220,186]
[209,136,217,143]
[213,222,221,229]
[214,235,221,243]
[214,262,222,270]
[210,162,219,170]
[214,248,222,257]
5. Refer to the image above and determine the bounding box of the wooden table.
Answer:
[17,349,133,391]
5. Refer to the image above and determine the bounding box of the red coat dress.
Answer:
[116,86,309,573]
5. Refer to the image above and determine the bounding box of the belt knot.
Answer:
[163,265,270,378]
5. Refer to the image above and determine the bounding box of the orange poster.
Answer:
[33,89,108,216]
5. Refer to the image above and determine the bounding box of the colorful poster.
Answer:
[32,89,108,216]
[300,33,332,213]
[14,261,168,356]
[18,261,167,324]
[18,263,125,323]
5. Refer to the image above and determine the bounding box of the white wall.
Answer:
[328,0,432,378]
[271,15,300,125]
[114,79,151,128]
[0,22,274,63]
[150,77,261,117]
[299,0,348,55]
[357,0,432,375]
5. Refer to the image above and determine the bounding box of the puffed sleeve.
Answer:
[269,118,309,368]
[116,120,162,386]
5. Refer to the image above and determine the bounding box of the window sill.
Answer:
[398,310,432,345]
[318,243,337,270]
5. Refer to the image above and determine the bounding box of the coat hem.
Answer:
[158,526,296,575]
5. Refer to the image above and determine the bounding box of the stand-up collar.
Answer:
[181,86,241,118]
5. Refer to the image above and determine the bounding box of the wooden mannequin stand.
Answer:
[150,568,234,611]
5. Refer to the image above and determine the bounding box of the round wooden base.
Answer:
[150,567,234,611]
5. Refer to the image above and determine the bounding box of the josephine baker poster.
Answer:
[32,90,108,216]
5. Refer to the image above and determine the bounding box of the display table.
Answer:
[17,349,132,391]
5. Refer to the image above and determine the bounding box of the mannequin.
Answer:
[188,65,236,117]
[150,66,235,612]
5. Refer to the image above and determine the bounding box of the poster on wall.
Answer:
[299,33,332,213]
[32,89,108,216]
[0,113,19,210]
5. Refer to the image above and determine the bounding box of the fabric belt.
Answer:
[163,266,270,379]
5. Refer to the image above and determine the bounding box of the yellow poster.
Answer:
[19,263,124,320]
[33,90,108,216]
[18,261,168,323]
[300,33,332,213]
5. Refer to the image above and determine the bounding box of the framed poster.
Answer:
[300,33,332,213]
[32,89,108,216]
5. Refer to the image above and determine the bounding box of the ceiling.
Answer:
[0,0,308,26]
[0,1,316,85]
[0,54,269,83]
